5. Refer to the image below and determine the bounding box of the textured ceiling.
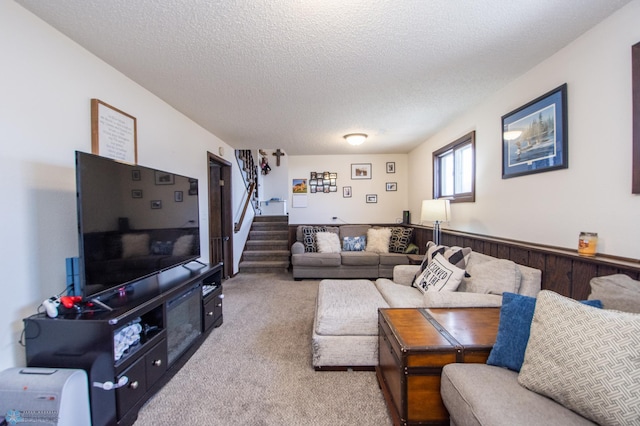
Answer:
[16,0,631,155]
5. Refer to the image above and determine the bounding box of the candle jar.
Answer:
[578,232,598,256]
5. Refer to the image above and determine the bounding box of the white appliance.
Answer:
[0,367,91,426]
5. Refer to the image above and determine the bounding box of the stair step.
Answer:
[246,240,289,250]
[238,260,290,274]
[253,215,288,223]
[251,222,289,231]
[242,250,290,261]
[249,230,288,240]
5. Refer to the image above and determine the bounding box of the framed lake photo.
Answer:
[502,84,568,179]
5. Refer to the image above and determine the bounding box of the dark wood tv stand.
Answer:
[23,262,224,426]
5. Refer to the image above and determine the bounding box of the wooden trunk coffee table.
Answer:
[376,307,500,426]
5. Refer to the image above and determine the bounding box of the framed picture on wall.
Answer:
[366,194,377,203]
[343,186,352,198]
[386,162,395,173]
[386,182,397,191]
[351,163,372,179]
[502,84,568,179]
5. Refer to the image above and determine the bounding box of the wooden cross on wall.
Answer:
[272,149,285,166]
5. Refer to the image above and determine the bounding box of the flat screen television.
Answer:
[75,151,200,301]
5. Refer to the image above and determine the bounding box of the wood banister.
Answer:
[234,181,255,233]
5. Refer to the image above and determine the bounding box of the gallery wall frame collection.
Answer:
[305,172,337,193]
[502,84,568,179]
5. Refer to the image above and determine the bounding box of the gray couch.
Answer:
[291,224,412,280]
[312,251,542,369]
[440,274,640,426]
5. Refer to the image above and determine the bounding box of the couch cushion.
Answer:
[465,258,522,295]
[518,290,640,425]
[342,235,366,251]
[339,224,371,239]
[441,364,596,426]
[378,253,410,266]
[487,292,602,372]
[365,227,391,254]
[315,279,389,336]
[340,251,379,266]
[375,278,424,308]
[389,227,413,253]
[588,274,640,313]
[413,253,465,294]
[291,252,341,267]
[315,232,341,253]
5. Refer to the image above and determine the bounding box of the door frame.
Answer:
[207,152,233,279]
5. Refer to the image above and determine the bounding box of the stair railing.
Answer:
[235,181,256,233]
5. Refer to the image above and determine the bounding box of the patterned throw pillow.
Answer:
[412,242,471,286]
[413,253,465,294]
[343,236,366,251]
[518,291,640,425]
[389,227,413,253]
[301,226,327,252]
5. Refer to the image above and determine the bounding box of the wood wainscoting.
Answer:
[410,226,640,300]
[287,224,640,300]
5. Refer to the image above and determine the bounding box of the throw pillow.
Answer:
[315,232,341,253]
[343,235,366,252]
[172,234,194,256]
[365,228,391,254]
[413,253,465,294]
[413,242,471,284]
[518,290,640,425]
[301,226,327,252]
[403,243,419,254]
[486,292,602,372]
[465,259,522,295]
[121,233,150,258]
[389,227,413,253]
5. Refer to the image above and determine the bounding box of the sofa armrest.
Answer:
[291,241,305,255]
[393,265,420,286]
[423,292,503,308]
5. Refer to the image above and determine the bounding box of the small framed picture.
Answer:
[310,172,317,180]
[310,185,317,193]
[329,185,337,192]
[131,189,143,198]
[131,170,141,181]
[174,191,183,202]
[292,178,307,193]
[366,194,377,203]
[188,178,198,195]
[386,182,397,191]
[329,172,337,179]
[386,162,395,173]
[154,171,174,185]
[150,200,162,209]
[351,163,372,179]
[343,186,352,198]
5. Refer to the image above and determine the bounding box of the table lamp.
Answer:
[420,199,451,245]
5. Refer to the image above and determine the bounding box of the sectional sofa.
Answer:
[312,249,542,369]
[441,275,640,425]
[291,224,415,280]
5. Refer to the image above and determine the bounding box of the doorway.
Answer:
[208,152,233,279]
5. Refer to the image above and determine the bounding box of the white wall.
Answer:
[408,0,640,259]
[257,149,289,215]
[288,154,408,224]
[0,1,240,370]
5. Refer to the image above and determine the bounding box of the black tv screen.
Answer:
[75,151,200,300]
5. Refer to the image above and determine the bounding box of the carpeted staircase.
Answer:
[239,215,290,273]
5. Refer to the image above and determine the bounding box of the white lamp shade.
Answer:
[420,199,451,223]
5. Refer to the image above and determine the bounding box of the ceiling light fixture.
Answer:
[344,133,368,146]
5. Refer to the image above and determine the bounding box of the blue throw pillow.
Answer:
[342,236,366,251]
[486,292,602,372]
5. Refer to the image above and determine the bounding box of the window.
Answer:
[433,131,475,203]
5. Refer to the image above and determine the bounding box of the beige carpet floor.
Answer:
[134,272,391,425]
